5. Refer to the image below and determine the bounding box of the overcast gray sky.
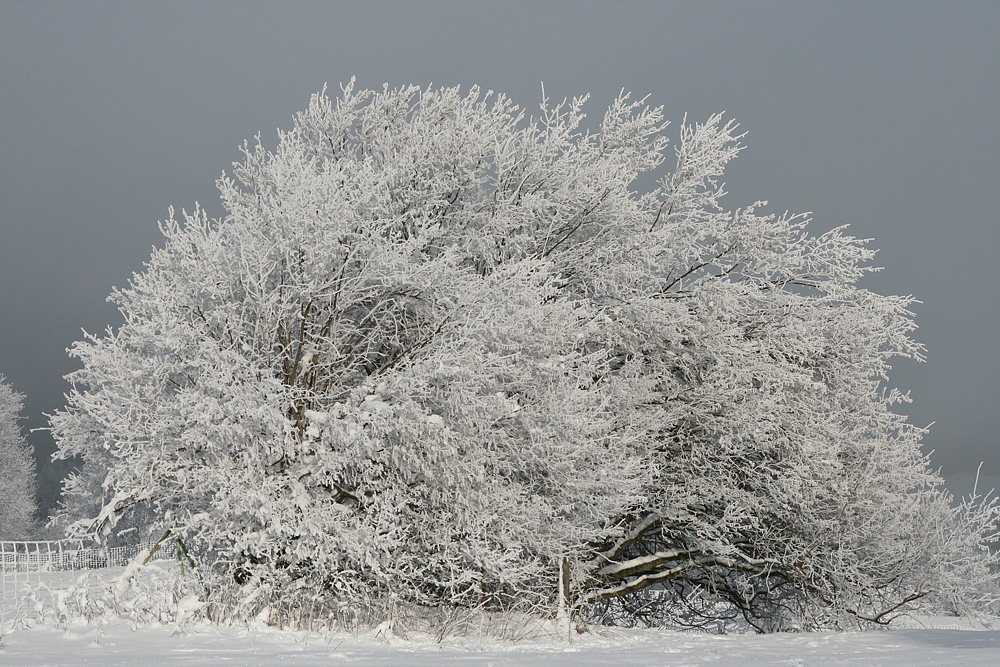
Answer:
[1,0,998,514]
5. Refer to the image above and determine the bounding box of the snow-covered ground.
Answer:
[4,570,1000,665]
[4,616,1000,666]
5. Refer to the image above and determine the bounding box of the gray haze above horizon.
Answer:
[1,0,998,515]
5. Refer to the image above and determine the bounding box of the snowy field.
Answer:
[4,570,1000,665]
[3,613,1000,666]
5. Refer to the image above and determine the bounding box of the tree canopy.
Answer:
[0,376,37,539]
[51,81,1000,632]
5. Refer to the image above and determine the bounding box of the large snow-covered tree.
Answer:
[0,376,38,539]
[51,81,999,631]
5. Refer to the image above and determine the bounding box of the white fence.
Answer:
[1,538,169,574]
[1,538,177,623]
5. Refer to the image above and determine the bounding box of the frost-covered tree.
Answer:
[51,81,999,631]
[0,376,38,539]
